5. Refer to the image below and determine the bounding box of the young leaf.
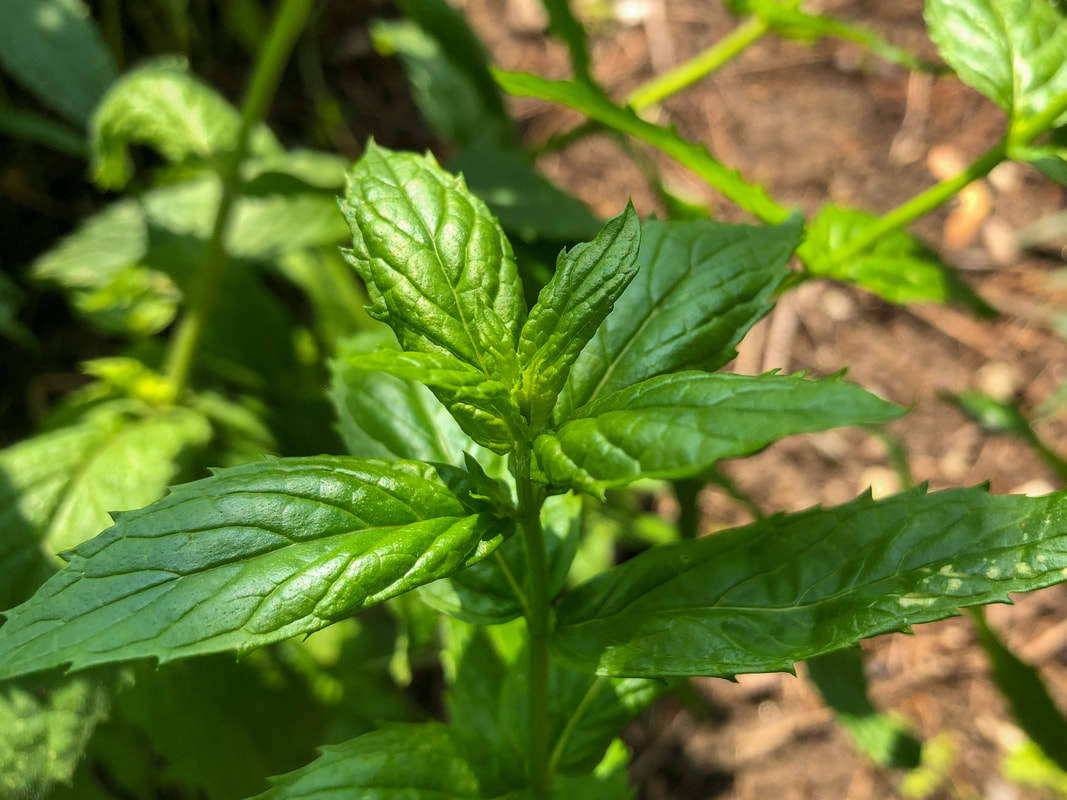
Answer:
[806,648,922,768]
[90,59,280,189]
[534,371,902,494]
[422,493,580,624]
[799,205,994,315]
[556,214,803,421]
[550,486,1067,677]
[0,670,115,797]
[494,70,789,223]
[0,0,116,125]
[924,0,1067,125]
[0,457,510,681]
[341,142,526,379]
[971,608,1067,772]
[330,333,470,463]
[0,403,212,611]
[518,205,641,429]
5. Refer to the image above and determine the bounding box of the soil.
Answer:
[453,0,1067,798]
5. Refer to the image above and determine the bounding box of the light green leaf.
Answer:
[971,607,1067,772]
[422,492,580,624]
[0,0,116,125]
[90,58,279,189]
[0,403,212,611]
[518,205,641,429]
[330,331,477,464]
[556,214,803,421]
[0,670,115,798]
[341,142,526,379]
[806,648,921,768]
[799,204,994,315]
[551,486,1067,677]
[494,70,789,223]
[0,457,510,681]
[345,347,523,454]
[449,144,602,242]
[535,371,902,494]
[252,722,485,799]
[924,0,1067,125]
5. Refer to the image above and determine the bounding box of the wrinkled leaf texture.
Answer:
[0,457,509,680]
[551,486,1067,676]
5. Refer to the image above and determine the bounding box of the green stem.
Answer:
[627,15,768,111]
[548,677,607,777]
[673,478,703,540]
[826,85,1067,269]
[516,452,552,795]
[164,0,313,397]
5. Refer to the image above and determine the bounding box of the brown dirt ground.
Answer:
[455,0,1067,798]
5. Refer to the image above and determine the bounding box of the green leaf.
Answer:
[494,70,790,223]
[551,485,1067,677]
[0,669,115,798]
[0,403,212,611]
[0,457,510,680]
[253,722,486,799]
[971,607,1067,772]
[0,0,116,125]
[344,347,523,454]
[806,648,922,768]
[556,214,803,421]
[924,0,1067,124]
[0,103,86,157]
[90,58,279,189]
[0,272,34,347]
[330,331,478,464]
[534,371,902,494]
[371,19,512,149]
[341,142,526,379]
[422,492,580,624]
[799,204,994,315]
[449,144,602,243]
[518,205,641,429]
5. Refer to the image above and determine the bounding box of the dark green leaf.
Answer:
[0,457,510,680]
[518,205,641,429]
[971,607,1067,772]
[449,144,602,242]
[422,492,580,624]
[0,669,115,798]
[0,0,116,125]
[0,403,211,611]
[0,103,86,157]
[799,204,995,315]
[494,70,790,223]
[341,142,526,380]
[556,214,802,421]
[535,371,902,494]
[551,486,1067,677]
[0,272,33,347]
[90,59,279,189]
[806,648,921,768]
[924,0,1067,124]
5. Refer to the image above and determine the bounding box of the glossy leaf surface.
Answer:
[0,457,509,680]
[551,486,1067,676]
[0,0,116,125]
[341,142,526,377]
[518,205,641,428]
[925,0,1067,124]
[556,214,802,421]
[799,205,993,314]
[90,59,279,188]
[535,371,902,493]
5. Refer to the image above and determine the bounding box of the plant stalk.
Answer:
[516,453,552,795]
[627,15,768,111]
[827,85,1067,269]
[165,0,314,397]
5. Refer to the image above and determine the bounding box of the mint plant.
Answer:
[4,139,1067,798]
